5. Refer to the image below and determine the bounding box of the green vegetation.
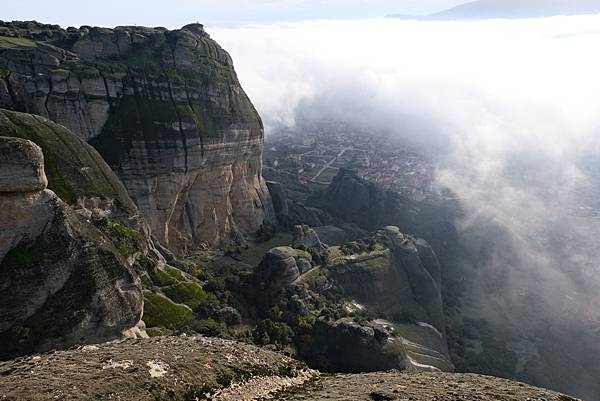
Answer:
[142,292,195,330]
[353,253,391,273]
[293,249,312,261]
[162,281,208,309]
[148,267,178,287]
[0,36,37,48]
[107,222,143,241]
[252,319,295,349]
[101,222,143,258]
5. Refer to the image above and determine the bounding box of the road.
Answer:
[310,147,349,183]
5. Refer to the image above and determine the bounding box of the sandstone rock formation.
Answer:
[0,136,47,192]
[311,168,402,231]
[252,247,302,308]
[300,317,409,373]
[0,109,137,216]
[292,224,326,250]
[0,136,143,359]
[290,226,453,373]
[0,21,274,254]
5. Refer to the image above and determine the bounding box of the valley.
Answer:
[0,15,594,401]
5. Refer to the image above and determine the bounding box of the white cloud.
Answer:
[212,18,600,391]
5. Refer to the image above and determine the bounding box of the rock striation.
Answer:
[0,21,274,254]
[0,136,143,359]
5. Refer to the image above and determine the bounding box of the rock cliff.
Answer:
[0,21,274,254]
[0,136,143,359]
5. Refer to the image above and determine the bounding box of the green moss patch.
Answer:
[148,267,178,287]
[101,223,143,258]
[0,36,37,48]
[162,281,208,310]
[294,249,312,262]
[142,292,194,330]
[353,253,391,273]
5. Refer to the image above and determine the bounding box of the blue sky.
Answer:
[2,0,466,28]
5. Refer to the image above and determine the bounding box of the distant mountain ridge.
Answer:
[389,0,600,20]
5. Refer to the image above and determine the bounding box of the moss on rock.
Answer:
[142,291,194,330]
[162,281,208,310]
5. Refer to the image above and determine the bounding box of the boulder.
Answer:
[256,247,301,286]
[0,136,47,192]
[251,247,301,309]
[299,317,407,373]
[0,136,143,359]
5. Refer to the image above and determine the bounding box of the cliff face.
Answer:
[0,136,143,359]
[0,21,274,254]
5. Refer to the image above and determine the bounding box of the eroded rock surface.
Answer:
[0,136,143,359]
[292,224,326,250]
[0,136,47,192]
[0,336,315,401]
[0,21,274,253]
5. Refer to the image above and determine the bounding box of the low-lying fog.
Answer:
[212,15,600,398]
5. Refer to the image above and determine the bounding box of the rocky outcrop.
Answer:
[0,136,47,192]
[0,136,143,359]
[286,371,581,401]
[0,109,162,266]
[290,226,452,373]
[0,336,317,401]
[0,21,274,254]
[292,225,326,250]
[0,109,137,216]
[325,227,446,337]
[299,318,408,373]
[310,169,402,231]
[252,247,302,308]
[266,180,332,229]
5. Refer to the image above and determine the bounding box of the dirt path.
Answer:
[0,336,315,401]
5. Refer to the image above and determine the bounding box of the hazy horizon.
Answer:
[2,0,465,28]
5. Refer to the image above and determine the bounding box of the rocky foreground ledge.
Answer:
[0,336,579,401]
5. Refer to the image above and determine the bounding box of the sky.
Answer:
[2,0,466,27]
